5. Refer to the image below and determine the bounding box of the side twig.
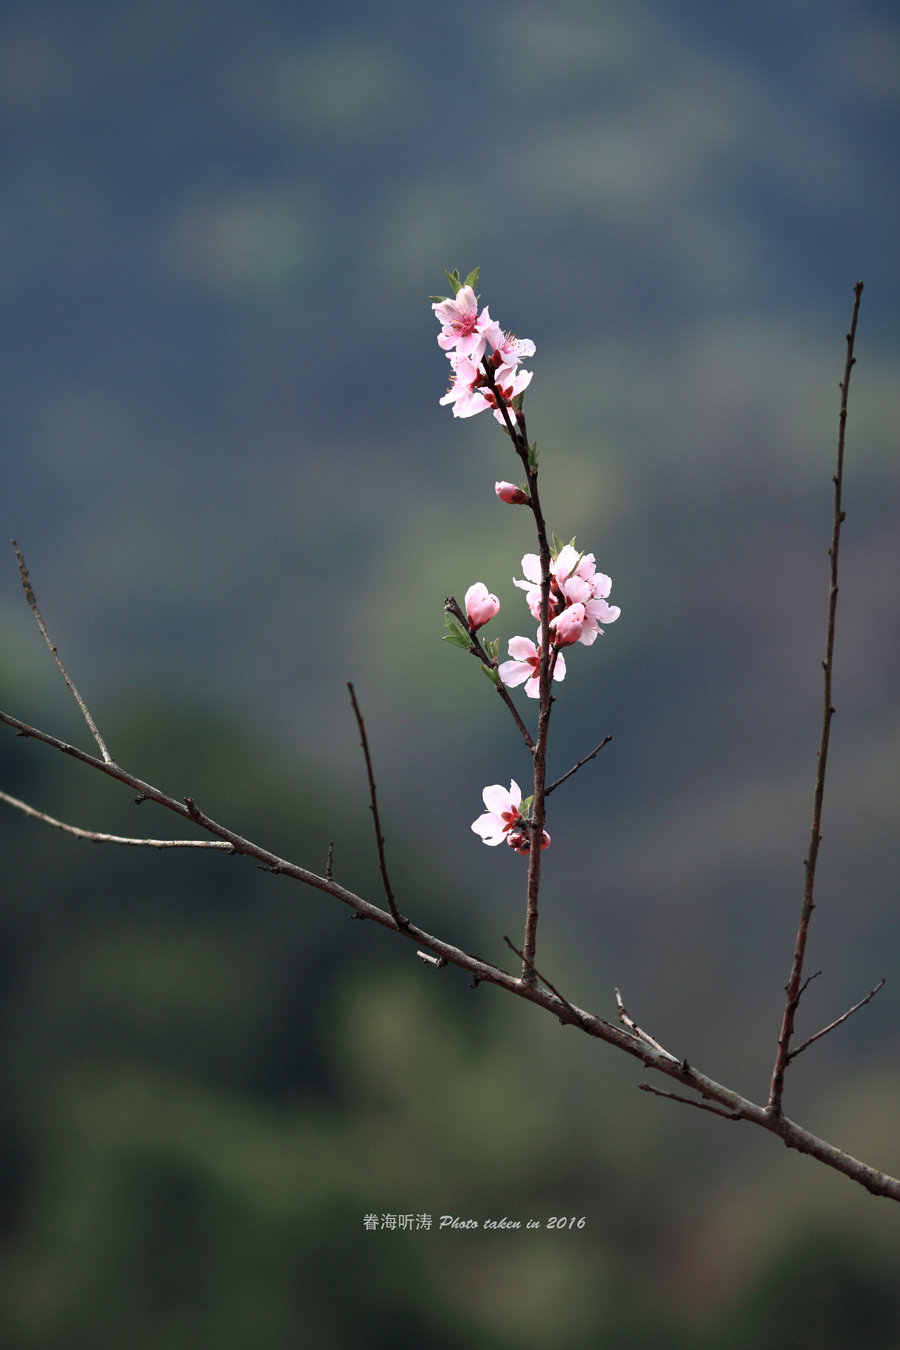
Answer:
[788,979,886,1062]
[767,281,864,1115]
[12,541,114,764]
[444,595,535,751]
[638,1083,743,1121]
[0,788,232,848]
[347,681,407,930]
[546,735,612,796]
[503,934,599,1030]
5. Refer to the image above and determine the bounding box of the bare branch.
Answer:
[639,1083,743,1120]
[0,788,232,848]
[347,682,407,930]
[789,979,886,1062]
[546,735,612,796]
[767,281,864,1116]
[2,698,900,1200]
[12,541,114,765]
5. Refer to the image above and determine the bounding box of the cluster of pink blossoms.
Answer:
[432,285,535,423]
[433,277,619,857]
[513,544,620,651]
[467,544,620,700]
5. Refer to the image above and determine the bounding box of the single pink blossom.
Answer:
[513,553,562,622]
[489,364,533,424]
[481,318,536,367]
[432,287,491,360]
[498,634,566,699]
[472,780,550,854]
[495,480,529,505]
[471,780,523,846]
[439,354,493,418]
[573,592,621,646]
[464,581,500,632]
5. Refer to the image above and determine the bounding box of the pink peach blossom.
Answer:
[498,634,566,699]
[439,354,493,419]
[514,547,620,641]
[481,318,536,367]
[471,780,523,846]
[464,582,500,632]
[471,780,550,854]
[550,602,586,647]
[432,286,492,360]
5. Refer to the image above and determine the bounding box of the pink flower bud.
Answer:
[507,828,551,855]
[464,582,500,632]
[550,602,586,647]
[495,481,529,505]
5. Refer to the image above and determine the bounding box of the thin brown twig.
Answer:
[444,595,535,750]
[639,1083,743,1120]
[788,978,886,1062]
[503,934,598,1028]
[347,681,406,930]
[12,540,114,764]
[767,281,864,1116]
[546,736,612,796]
[0,788,232,848]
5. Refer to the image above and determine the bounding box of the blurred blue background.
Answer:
[1,0,899,1345]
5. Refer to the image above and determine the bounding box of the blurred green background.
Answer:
[2,0,899,1344]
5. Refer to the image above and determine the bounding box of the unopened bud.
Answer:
[550,603,585,647]
[464,581,501,632]
[495,481,529,505]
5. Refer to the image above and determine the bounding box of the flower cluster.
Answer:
[433,273,620,859]
[471,781,550,855]
[515,544,620,647]
[493,543,620,701]
[433,282,535,424]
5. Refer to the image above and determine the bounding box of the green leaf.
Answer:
[444,268,462,294]
[463,267,481,291]
[443,610,472,650]
[527,441,539,471]
[481,662,500,686]
[429,294,450,303]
